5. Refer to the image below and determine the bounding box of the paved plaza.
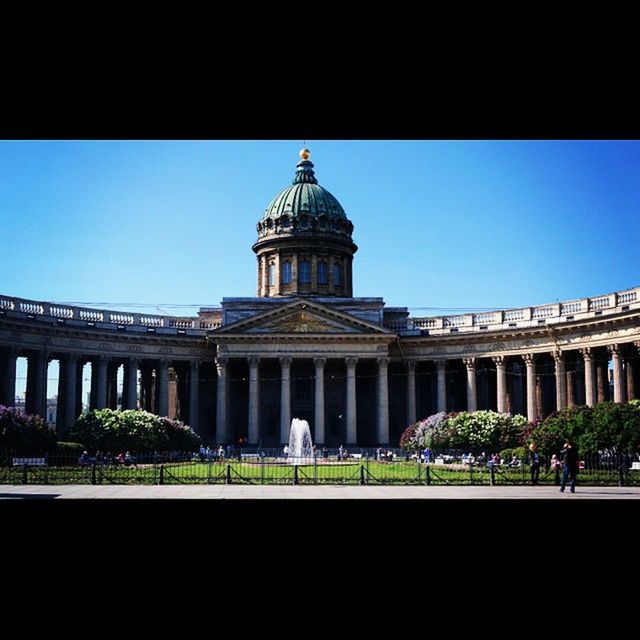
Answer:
[1,484,639,500]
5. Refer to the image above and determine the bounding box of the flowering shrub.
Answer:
[0,405,56,454]
[400,410,527,452]
[70,409,200,452]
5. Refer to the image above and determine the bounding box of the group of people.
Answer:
[78,451,136,467]
[198,445,226,462]
[529,442,579,491]
[376,448,395,462]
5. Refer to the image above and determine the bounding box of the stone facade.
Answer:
[1,151,639,446]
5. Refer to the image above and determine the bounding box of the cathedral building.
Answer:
[1,150,640,447]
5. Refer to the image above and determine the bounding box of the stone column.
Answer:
[626,351,636,402]
[189,360,200,433]
[345,357,358,445]
[156,360,170,416]
[140,364,154,412]
[215,357,228,443]
[314,358,326,445]
[377,356,390,445]
[75,360,84,418]
[64,353,79,431]
[553,351,567,411]
[406,360,416,425]
[95,356,109,409]
[1,347,18,406]
[463,357,477,412]
[436,360,447,413]
[523,354,537,422]
[247,357,260,445]
[125,358,139,410]
[581,349,595,405]
[279,357,291,444]
[596,357,608,403]
[566,370,575,407]
[609,344,625,403]
[33,350,49,419]
[493,356,507,413]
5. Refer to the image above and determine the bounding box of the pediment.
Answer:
[215,300,391,335]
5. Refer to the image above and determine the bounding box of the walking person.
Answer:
[529,443,541,485]
[559,441,579,493]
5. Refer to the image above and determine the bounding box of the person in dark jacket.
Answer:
[529,443,541,485]
[559,441,579,493]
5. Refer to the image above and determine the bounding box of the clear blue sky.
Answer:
[1,140,639,316]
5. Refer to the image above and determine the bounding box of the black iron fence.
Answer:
[1,449,639,486]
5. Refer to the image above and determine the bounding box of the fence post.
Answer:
[425,464,431,486]
[618,457,626,487]
[226,464,232,484]
[490,464,496,486]
[293,464,299,485]
[159,465,165,485]
[207,461,211,485]
[261,456,265,485]
[91,463,97,486]
[360,465,365,485]
[22,464,28,485]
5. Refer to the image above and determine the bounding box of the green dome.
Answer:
[262,158,347,221]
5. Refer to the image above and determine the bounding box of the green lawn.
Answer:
[0,460,637,486]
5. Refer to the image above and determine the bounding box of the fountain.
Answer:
[288,418,314,462]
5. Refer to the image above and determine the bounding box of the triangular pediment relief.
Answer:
[215,300,391,335]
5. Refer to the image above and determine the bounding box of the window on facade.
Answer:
[268,263,275,286]
[282,261,292,284]
[299,260,311,284]
[317,261,328,284]
[334,262,342,286]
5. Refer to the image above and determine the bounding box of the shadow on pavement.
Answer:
[0,493,59,500]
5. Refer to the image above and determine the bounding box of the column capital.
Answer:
[66,352,81,363]
[492,355,505,366]
[634,341,640,351]
[215,356,228,369]
[189,358,202,369]
[463,357,476,369]
[435,359,447,371]
[580,347,593,360]
[247,356,260,368]
[128,356,140,367]
[345,357,358,369]
[313,357,326,369]
[406,359,416,371]
[523,353,536,366]
[279,356,292,367]
[608,343,621,356]
[96,355,110,365]
[376,356,390,367]
[552,350,564,364]
[158,358,171,368]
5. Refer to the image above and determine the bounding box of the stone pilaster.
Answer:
[279,356,291,444]
[377,356,389,445]
[215,357,228,443]
[248,357,260,445]
[124,358,139,410]
[314,358,326,445]
[95,356,109,410]
[346,357,358,445]
[64,353,79,431]
[157,359,170,416]
[189,360,200,433]
[436,360,447,413]
[406,360,416,425]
